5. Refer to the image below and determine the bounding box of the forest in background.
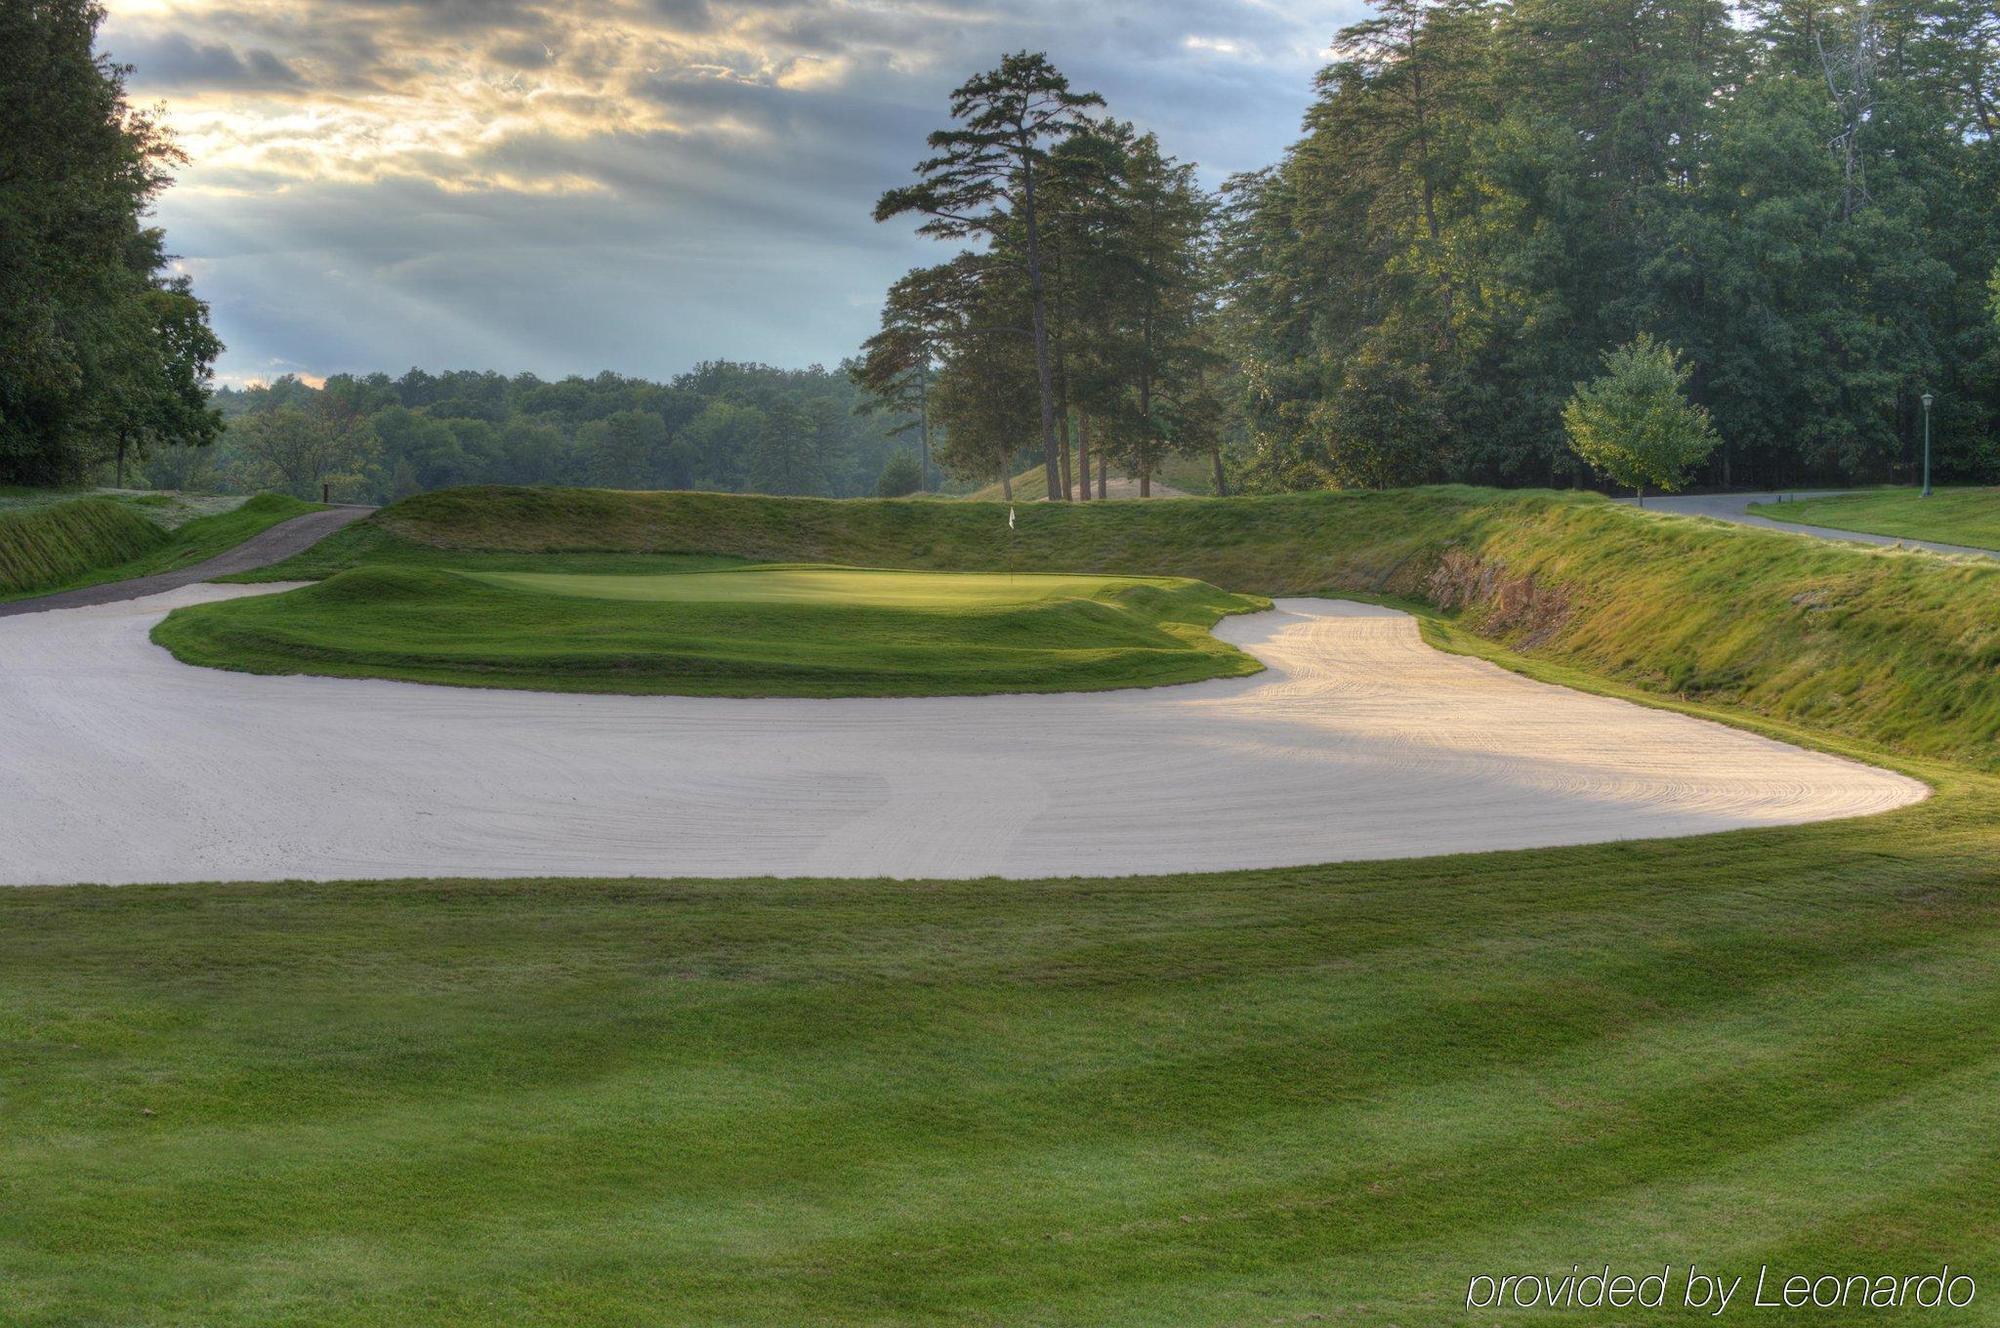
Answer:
[857,0,2000,499]
[8,0,2000,501]
[152,363,922,505]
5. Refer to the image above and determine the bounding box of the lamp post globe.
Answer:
[1921,393,1935,498]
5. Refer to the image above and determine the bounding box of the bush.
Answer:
[876,452,924,498]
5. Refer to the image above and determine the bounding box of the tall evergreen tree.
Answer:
[876,52,1103,500]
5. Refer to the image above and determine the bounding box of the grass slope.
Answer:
[249,484,2000,770]
[0,498,167,595]
[0,493,321,601]
[1752,486,2000,549]
[153,565,1267,697]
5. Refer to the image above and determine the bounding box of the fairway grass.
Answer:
[1751,486,2000,549]
[153,564,1269,697]
[1,650,1990,1325]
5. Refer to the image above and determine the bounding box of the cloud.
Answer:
[103,0,1362,381]
[113,31,303,89]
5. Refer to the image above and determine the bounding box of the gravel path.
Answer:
[0,591,1924,886]
[1633,491,1999,558]
[0,505,375,617]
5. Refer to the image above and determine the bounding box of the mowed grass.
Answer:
[153,564,1268,697]
[1,698,1992,1325]
[0,492,320,600]
[1751,486,2000,550]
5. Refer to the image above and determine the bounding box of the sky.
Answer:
[102,0,1357,387]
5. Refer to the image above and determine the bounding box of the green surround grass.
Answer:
[153,564,1268,697]
[241,484,2000,770]
[0,492,321,600]
[14,483,2000,1324]
[1751,486,2000,550]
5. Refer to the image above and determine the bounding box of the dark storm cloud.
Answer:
[115,31,303,89]
[108,0,1358,384]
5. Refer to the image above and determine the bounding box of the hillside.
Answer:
[0,499,168,596]
[241,483,2000,772]
[0,493,322,601]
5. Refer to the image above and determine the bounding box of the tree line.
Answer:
[0,0,223,489]
[148,364,922,504]
[1218,0,2000,491]
[867,5,2000,497]
[13,0,1999,502]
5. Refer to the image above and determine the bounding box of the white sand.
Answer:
[0,588,1925,885]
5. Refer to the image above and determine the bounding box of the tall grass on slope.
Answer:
[248,484,2000,771]
[0,499,167,596]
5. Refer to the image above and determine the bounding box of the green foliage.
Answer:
[745,402,823,496]
[875,52,1106,497]
[154,565,1266,698]
[0,0,222,485]
[1223,0,2000,491]
[866,100,1226,499]
[0,498,165,595]
[1562,336,1720,497]
[254,483,2000,770]
[875,451,923,497]
[199,364,913,504]
[228,404,379,501]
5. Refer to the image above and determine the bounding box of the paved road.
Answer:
[0,504,374,618]
[1632,491,1999,559]
[0,592,1922,885]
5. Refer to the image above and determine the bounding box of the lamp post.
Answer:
[1921,393,1934,498]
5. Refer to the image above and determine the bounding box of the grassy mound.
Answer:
[0,492,321,602]
[0,498,168,595]
[1752,486,2000,549]
[249,484,2000,769]
[154,564,1268,697]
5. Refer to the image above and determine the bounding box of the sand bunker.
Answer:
[0,589,1925,885]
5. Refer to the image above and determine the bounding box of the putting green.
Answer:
[153,563,1270,698]
[471,566,1146,608]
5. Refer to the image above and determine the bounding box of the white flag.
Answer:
[1008,506,1016,530]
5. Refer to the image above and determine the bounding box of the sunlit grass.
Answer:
[1752,486,2000,549]
[155,564,1268,697]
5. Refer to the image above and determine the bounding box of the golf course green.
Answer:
[153,563,1268,697]
[1750,486,2000,550]
[10,484,2000,1325]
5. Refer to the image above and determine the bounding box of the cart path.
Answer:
[0,505,374,617]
